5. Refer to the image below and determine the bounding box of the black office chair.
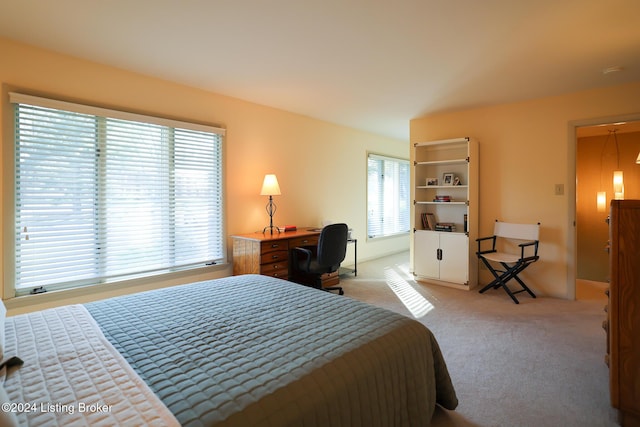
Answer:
[291,223,348,295]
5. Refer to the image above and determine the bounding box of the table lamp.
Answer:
[260,174,281,234]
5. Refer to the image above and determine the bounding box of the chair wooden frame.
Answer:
[476,221,540,304]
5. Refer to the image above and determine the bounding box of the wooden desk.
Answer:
[231,228,321,280]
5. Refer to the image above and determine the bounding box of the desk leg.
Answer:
[339,239,358,277]
[353,239,357,276]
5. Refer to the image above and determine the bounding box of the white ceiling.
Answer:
[1,0,639,140]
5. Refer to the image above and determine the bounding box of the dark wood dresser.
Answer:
[607,200,640,426]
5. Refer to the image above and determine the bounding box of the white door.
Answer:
[439,233,468,284]
[414,230,440,279]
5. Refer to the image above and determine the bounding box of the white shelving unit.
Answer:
[412,137,478,289]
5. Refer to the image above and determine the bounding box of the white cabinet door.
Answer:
[414,230,439,279]
[414,230,468,285]
[439,233,468,284]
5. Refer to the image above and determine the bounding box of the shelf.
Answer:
[416,229,468,235]
[415,201,468,205]
[416,185,468,189]
[415,159,467,166]
[414,137,470,147]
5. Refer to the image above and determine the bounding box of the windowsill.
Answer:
[4,262,231,316]
[366,231,410,242]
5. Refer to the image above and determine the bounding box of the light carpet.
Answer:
[339,252,619,427]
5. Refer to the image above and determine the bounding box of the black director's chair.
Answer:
[476,221,540,304]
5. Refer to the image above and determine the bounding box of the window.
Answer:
[367,153,410,238]
[9,93,225,296]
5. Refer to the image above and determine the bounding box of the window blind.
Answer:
[10,93,225,295]
[367,153,410,238]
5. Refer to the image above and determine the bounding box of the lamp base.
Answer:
[262,225,281,234]
[262,195,280,234]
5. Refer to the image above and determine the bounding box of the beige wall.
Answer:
[0,37,408,312]
[410,82,640,299]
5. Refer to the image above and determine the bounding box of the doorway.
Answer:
[574,119,640,301]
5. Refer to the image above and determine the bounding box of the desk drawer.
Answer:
[261,240,289,253]
[261,261,289,278]
[289,235,319,248]
[260,250,288,264]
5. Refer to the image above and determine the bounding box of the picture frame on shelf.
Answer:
[443,172,455,185]
[453,176,461,186]
[426,177,438,186]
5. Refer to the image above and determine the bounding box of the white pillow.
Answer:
[0,385,18,427]
[0,300,5,361]
[0,302,18,427]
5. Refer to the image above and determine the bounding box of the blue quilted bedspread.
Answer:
[85,274,457,427]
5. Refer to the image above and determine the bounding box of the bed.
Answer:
[1,274,458,426]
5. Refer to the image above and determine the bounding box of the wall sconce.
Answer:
[260,174,281,234]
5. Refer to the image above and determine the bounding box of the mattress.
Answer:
[85,274,458,426]
[2,304,179,427]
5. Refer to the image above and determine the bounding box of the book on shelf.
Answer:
[433,195,452,202]
[435,222,456,232]
[427,213,436,230]
[421,212,436,230]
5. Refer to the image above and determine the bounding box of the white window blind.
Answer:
[367,153,410,238]
[10,93,225,295]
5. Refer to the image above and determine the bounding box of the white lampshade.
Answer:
[613,170,624,199]
[597,191,607,213]
[636,151,640,164]
[260,174,281,196]
[613,170,623,191]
